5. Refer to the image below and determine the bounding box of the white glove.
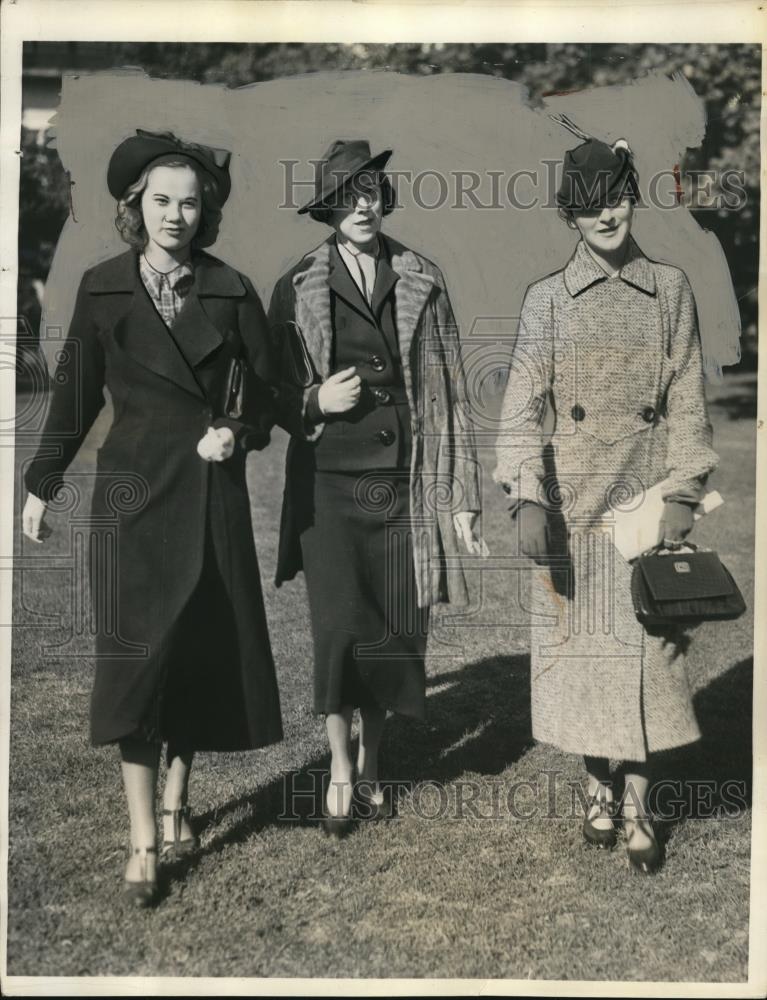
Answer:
[197,426,236,462]
[22,492,50,543]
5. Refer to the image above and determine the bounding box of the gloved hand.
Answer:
[197,426,236,462]
[514,502,549,563]
[658,500,695,547]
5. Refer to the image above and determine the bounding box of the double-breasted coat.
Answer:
[25,249,283,750]
[268,233,481,610]
[494,238,719,761]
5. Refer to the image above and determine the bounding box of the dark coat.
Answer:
[25,249,283,749]
[268,234,481,608]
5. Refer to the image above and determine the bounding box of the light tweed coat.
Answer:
[270,233,480,608]
[494,238,718,761]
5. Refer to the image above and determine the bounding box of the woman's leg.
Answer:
[120,738,160,882]
[622,761,654,848]
[163,748,195,845]
[357,704,387,803]
[583,754,614,830]
[326,706,354,817]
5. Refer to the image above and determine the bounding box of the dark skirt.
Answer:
[299,469,429,718]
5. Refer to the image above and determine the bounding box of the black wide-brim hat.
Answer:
[298,139,392,215]
[556,138,639,211]
[107,129,232,203]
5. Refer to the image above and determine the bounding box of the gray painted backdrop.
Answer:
[42,69,740,377]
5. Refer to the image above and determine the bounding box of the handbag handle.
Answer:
[642,540,699,557]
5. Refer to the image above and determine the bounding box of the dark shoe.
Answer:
[321,775,354,839]
[582,794,617,850]
[123,846,158,908]
[161,805,199,859]
[353,781,391,822]
[625,817,662,875]
[321,814,354,839]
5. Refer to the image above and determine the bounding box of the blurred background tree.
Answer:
[19,41,759,377]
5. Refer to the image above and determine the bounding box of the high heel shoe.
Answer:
[354,780,391,822]
[123,846,158,908]
[582,793,617,850]
[161,805,199,859]
[321,775,354,839]
[625,817,662,875]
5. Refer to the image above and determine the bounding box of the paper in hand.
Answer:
[610,478,723,561]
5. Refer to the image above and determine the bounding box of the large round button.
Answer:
[373,388,392,404]
[369,355,386,372]
[642,406,656,423]
[571,404,585,422]
[376,429,395,446]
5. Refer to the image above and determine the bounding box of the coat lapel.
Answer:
[292,239,334,379]
[370,252,398,318]
[87,250,245,398]
[388,237,437,414]
[292,234,436,398]
[87,252,203,398]
[170,252,247,368]
[328,243,376,323]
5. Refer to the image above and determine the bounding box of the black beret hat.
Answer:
[556,138,639,211]
[107,129,232,203]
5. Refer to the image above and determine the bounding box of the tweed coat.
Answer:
[494,238,718,761]
[268,233,481,609]
[25,249,283,749]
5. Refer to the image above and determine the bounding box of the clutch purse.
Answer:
[281,320,315,389]
[224,356,245,419]
[630,543,746,627]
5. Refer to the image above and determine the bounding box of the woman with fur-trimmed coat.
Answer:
[269,139,482,836]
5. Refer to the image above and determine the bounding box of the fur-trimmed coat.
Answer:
[268,233,481,608]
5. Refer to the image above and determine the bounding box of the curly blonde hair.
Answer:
[115,157,223,250]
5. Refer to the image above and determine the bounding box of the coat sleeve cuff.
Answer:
[305,385,324,425]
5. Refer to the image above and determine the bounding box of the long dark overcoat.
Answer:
[25,249,283,749]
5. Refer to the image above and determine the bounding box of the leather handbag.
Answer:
[224,356,246,419]
[281,320,315,389]
[630,543,746,627]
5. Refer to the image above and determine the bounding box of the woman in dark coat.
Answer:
[22,129,283,904]
[269,140,482,836]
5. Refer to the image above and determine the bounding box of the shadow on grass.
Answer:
[608,656,753,850]
[158,652,752,897]
[653,655,753,823]
[158,652,533,896]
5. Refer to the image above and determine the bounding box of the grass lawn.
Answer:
[6,373,755,982]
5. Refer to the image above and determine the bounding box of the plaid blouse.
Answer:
[139,254,194,329]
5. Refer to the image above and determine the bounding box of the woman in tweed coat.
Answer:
[494,135,718,873]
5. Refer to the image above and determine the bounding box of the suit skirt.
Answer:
[299,469,429,718]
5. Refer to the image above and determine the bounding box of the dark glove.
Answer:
[514,502,549,563]
[658,500,695,547]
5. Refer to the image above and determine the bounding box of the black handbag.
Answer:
[223,356,246,419]
[630,543,746,627]
[281,320,315,389]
